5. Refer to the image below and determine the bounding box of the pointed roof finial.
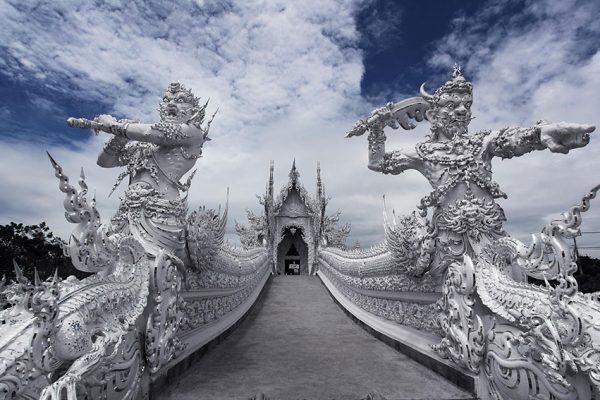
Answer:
[268,160,274,199]
[288,159,300,185]
[316,161,322,199]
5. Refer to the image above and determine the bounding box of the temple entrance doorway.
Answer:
[284,245,301,275]
[277,227,309,275]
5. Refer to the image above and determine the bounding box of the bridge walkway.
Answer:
[155,275,474,400]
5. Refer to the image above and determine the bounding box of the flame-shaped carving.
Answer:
[186,192,228,272]
[47,153,117,273]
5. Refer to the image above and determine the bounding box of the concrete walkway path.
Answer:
[155,276,474,400]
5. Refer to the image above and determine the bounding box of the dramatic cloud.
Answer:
[0,0,365,126]
[0,0,599,253]
[0,0,376,244]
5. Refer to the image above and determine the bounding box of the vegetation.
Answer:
[576,255,600,293]
[1,220,599,293]
[0,222,90,282]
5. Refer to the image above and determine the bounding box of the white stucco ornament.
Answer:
[0,83,271,400]
[323,65,599,399]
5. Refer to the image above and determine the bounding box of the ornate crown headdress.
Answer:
[158,81,216,137]
[420,64,473,105]
[162,81,200,107]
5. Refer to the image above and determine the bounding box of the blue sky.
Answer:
[1,0,599,254]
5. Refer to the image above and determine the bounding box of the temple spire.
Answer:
[316,161,322,200]
[288,158,300,186]
[268,160,274,201]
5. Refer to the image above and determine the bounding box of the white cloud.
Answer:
[0,0,376,245]
[0,0,365,127]
[0,0,599,257]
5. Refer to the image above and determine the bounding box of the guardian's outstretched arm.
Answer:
[486,122,595,159]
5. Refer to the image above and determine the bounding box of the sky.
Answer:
[1,0,599,254]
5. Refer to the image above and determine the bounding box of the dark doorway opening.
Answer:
[284,244,301,275]
[277,227,308,275]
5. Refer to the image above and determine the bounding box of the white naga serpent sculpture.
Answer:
[0,83,270,400]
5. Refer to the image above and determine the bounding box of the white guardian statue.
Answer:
[336,65,600,399]
[0,83,272,400]
[347,64,594,281]
[68,81,215,260]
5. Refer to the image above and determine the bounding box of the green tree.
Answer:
[576,255,600,293]
[0,222,90,282]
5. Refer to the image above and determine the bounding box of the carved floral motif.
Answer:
[319,263,440,333]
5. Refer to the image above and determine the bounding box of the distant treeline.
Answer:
[0,222,91,282]
[576,255,600,293]
[1,222,599,293]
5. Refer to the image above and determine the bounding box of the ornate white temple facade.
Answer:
[3,69,600,400]
[236,161,350,275]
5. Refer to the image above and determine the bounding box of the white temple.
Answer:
[1,69,599,400]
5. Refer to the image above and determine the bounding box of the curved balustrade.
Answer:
[317,185,600,400]
[318,251,440,333]
[0,156,273,400]
[174,245,271,356]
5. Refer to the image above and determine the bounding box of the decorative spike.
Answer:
[13,260,26,283]
[80,167,85,180]
[268,160,274,200]
[218,188,230,237]
[221,188,230,220]
[203,107,218,140]
[452,63,463,79]
[71,234,81,246]
[52,269,59,285]
[46,151,59,169]
[316,161,322,199]
[288,159,300,185]
[34,268,41,287]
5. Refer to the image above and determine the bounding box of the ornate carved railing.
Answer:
[318,245,441,333]
[173,243,270,365]
[0,158,271,400]
[318,186,600,400]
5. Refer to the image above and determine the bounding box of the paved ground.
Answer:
[155,276,474,400]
